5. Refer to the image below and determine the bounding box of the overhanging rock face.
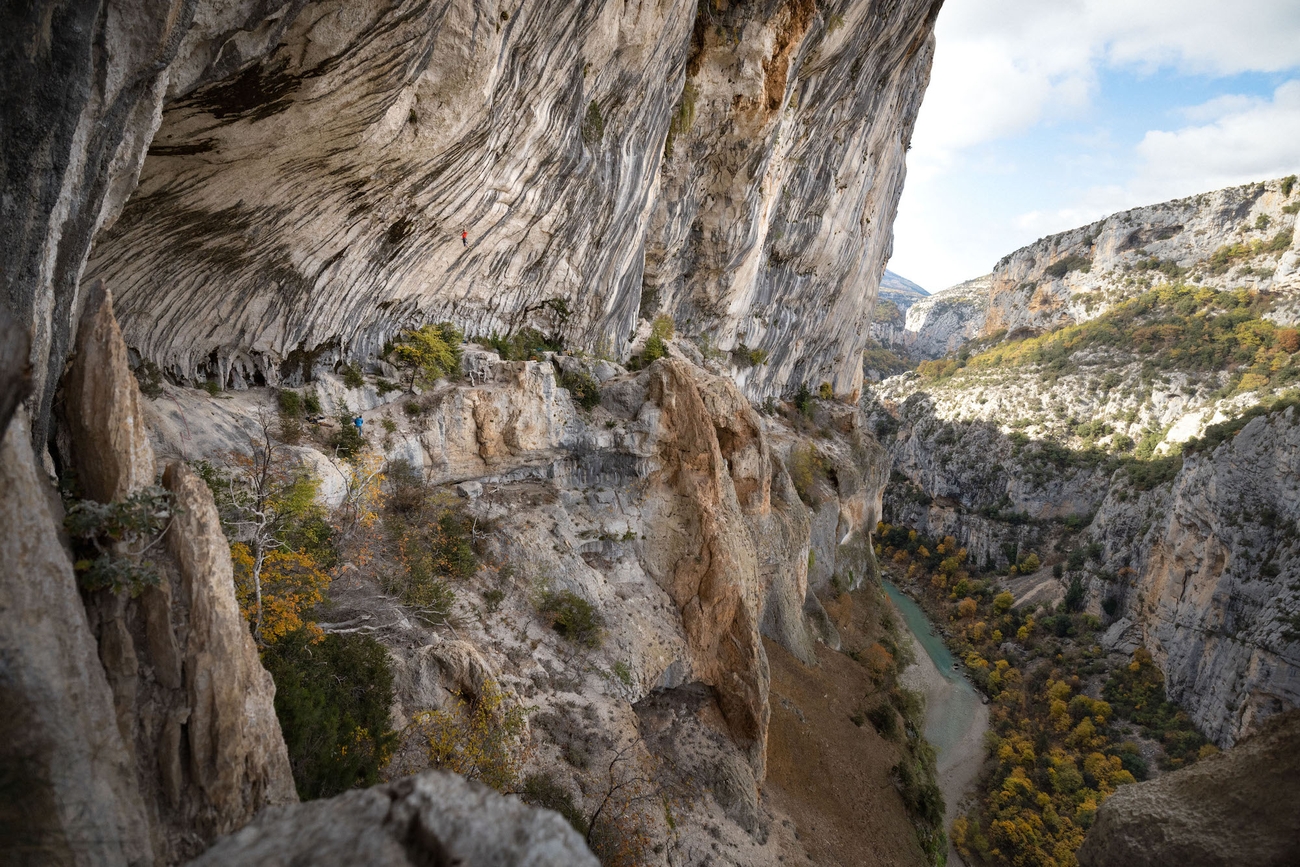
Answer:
[80,0,939,401]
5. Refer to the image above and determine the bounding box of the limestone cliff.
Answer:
[2,0,941,445]
[978,176,1299,340]
[1,1,935,861]
[1092,407,1300,746]
[865,176,1300,747]
[874,274,988,361]
[135,334,891,863]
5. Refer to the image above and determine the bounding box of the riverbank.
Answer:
[884,581,990,866]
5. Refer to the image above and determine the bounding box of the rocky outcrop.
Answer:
[1,0,303,447]
[50,287,296,863]
[162,462,299,840]
[642,0,940,399]
[640,359,772,773]
[1077,709,1300,867]
[0,306,30,438]
[0,410,153,865]
[902,276,989,359]
[62,282,157,501]
[1094,407,1300,745]
[140,341,892,858]
[186,771,600,867]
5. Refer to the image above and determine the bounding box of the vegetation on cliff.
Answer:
[918,284,1300,400]
[877,523,1212,867]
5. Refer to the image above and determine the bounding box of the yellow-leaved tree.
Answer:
[199,410,337,644]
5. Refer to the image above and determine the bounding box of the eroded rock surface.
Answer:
[1099,408,1300,745]
[62,281,157,501]
[978,177,1298,340]
[186,771,600,867]
[1077,709,1300,867]
[49,288,296,863]
[143,339,891,863]
[0,411,152,865]
[25,0,941,406]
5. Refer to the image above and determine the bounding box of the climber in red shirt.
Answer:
[461,230,468,247]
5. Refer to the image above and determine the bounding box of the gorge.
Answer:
[3,1,1299,866]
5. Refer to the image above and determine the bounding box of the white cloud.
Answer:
[912,0,1300,168]
[1132,80,1300,201]
[890,0,1300,292]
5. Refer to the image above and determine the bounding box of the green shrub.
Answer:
[581,100,604,145]
[1064,575,1085,611]
[342,362,364,389]
[64,486,174,595]
[385,494,477,624]
[866,703,900,740]
[1045,254,1092,278]
[482,587,505,614]
[485,327,561,361]
[376,378,401,396]
[522,773,588,834]
[303,388,323,416]
[639,315,674,366]
[794,382,814,416]
[536,588,603,648]
[642,332,667,364]
[733,343,769,367]
[133,359,163,398]
[262,629,396,800]
[1282,174,1297,197]
[787,442,826,507]
[390,322,462,386]
[203,379,221,396]
[560,369,601,409]
[278,389,304,418]
[328,412,366,460]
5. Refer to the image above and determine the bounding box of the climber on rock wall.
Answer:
[461,230,468,246]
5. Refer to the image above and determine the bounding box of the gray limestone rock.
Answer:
[62,280,157,502]
[186,771,600,867]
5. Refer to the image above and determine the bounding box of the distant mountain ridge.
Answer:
[881,269,929,298]
[873,175,1300,361]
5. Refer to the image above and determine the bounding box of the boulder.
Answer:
[1078,709,1300,867]
[186,771,599,867]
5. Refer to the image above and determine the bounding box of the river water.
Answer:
[882,579,988,855]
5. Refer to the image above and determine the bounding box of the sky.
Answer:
[888,0,1300,293]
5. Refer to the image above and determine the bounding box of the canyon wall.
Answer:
[865,176,1300,747]
[979,177,1300,339]
[3,0,940,446]
[1091,409,1300,746]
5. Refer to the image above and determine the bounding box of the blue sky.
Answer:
[889,0,1300,292]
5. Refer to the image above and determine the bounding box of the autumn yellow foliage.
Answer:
[408,679,529,792]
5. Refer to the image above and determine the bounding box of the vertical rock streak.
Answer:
[66,0,940,402]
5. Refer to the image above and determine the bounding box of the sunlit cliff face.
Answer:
[4,0,940,450]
